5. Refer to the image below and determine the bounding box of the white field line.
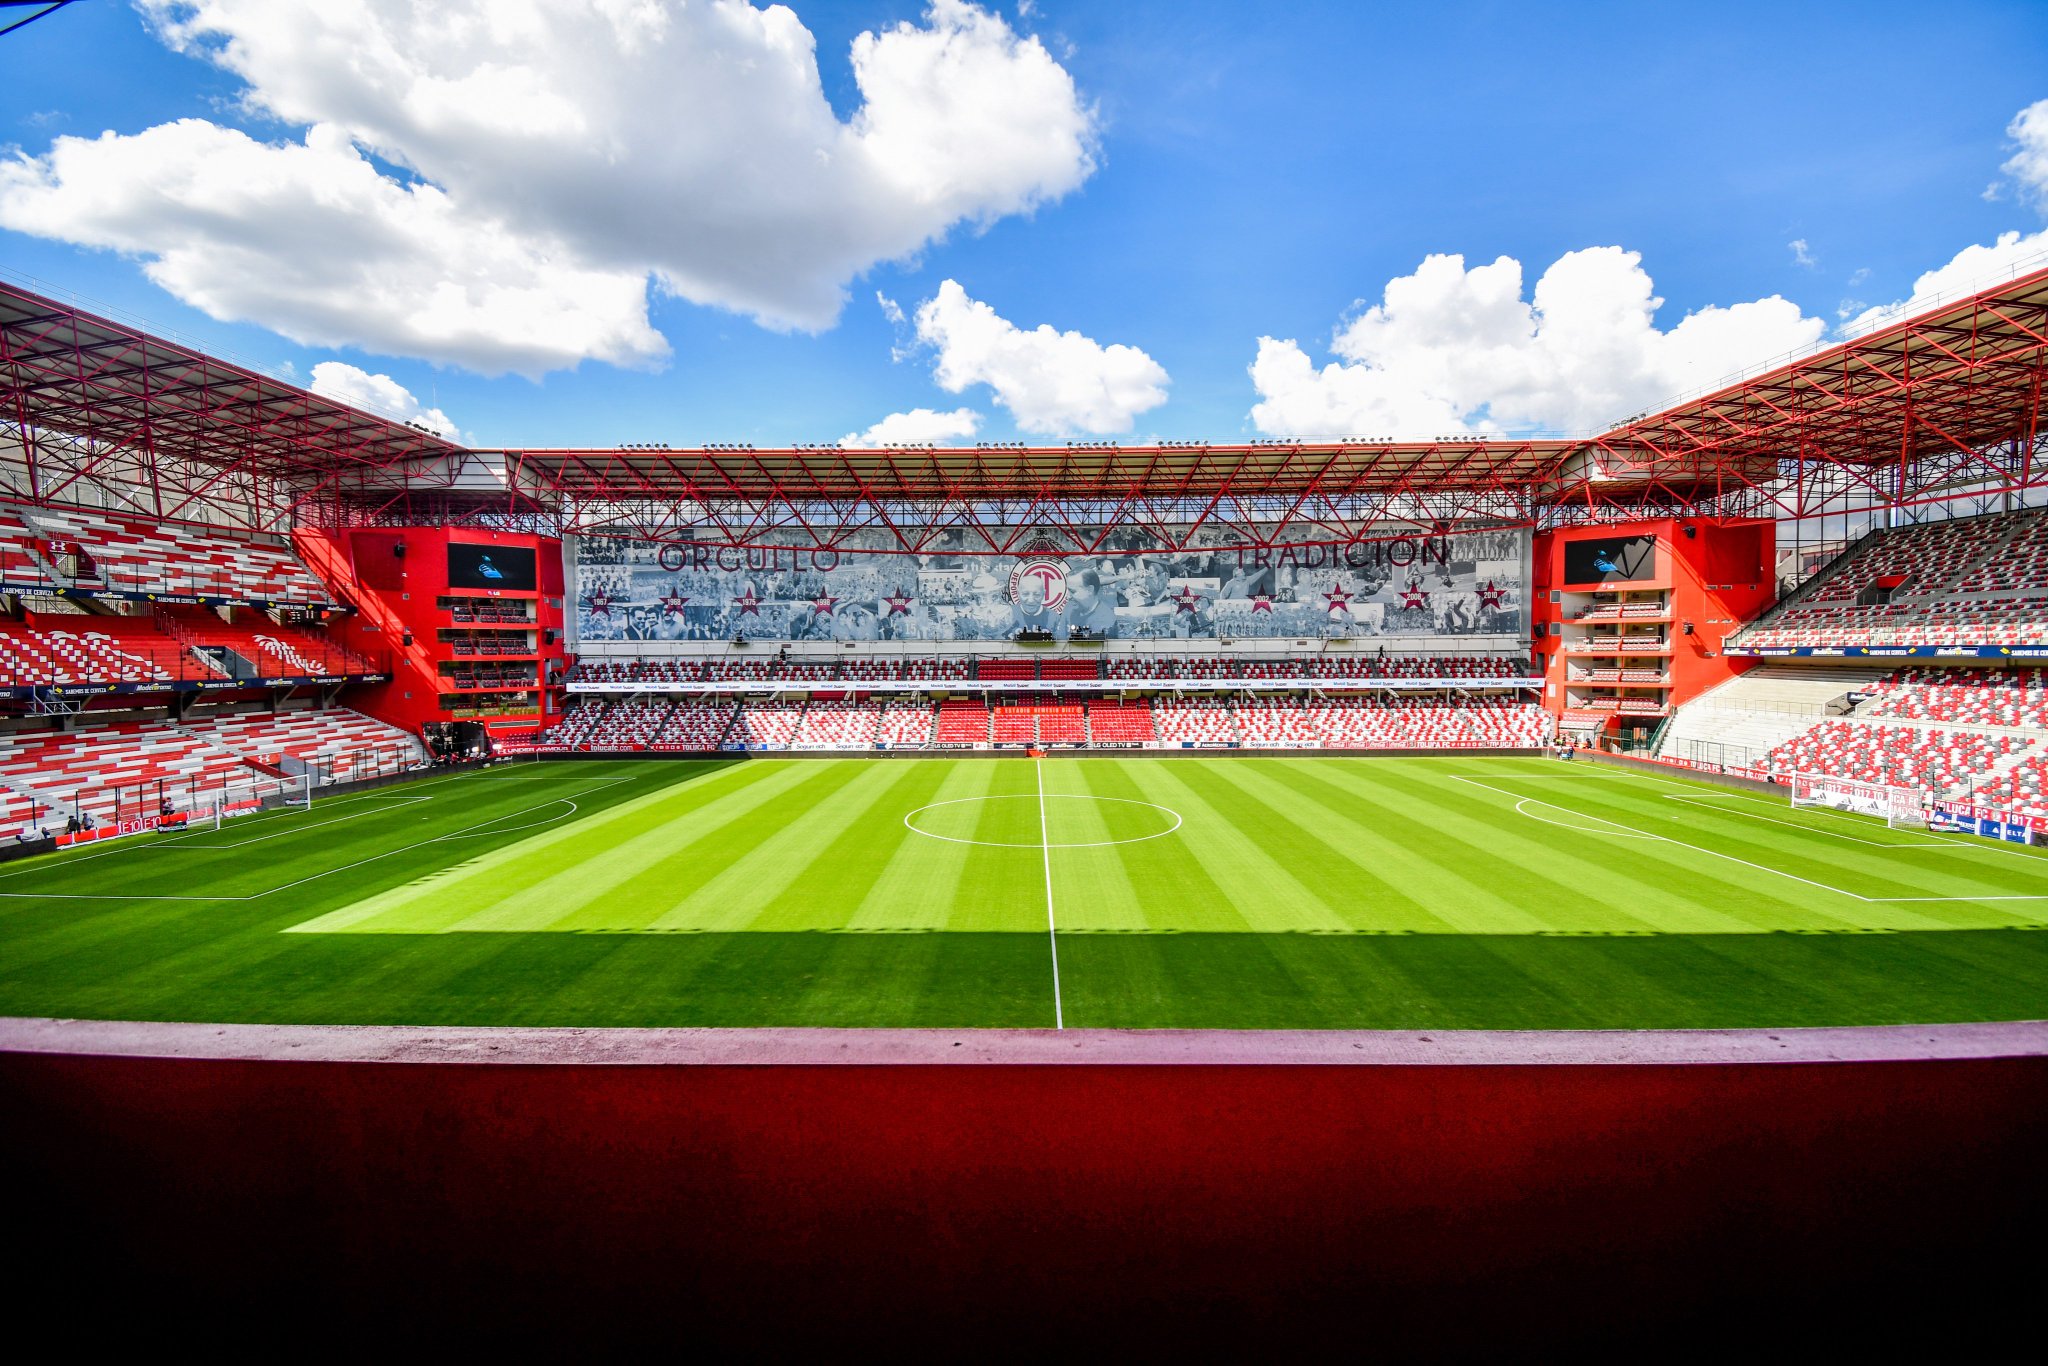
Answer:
[0,775,633,903]
[1036,758,1065,1032]
[1660,788,2048,864]
[1509,796,1662,840]
[147,795,433,852]
[1467,761,2048,865]
[1447,773,2048,905]
[1658,794,1951,849]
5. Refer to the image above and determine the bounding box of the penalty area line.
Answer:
[1457,775,2048,905]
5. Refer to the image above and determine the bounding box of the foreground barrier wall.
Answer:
[5,1024,2045,1351]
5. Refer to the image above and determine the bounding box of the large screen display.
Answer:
[1563,535,1657,585]
[570,526,1528,645]
[448,543,537,591]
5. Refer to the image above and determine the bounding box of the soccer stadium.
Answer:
[2,1,2046,1353]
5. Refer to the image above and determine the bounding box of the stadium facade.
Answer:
[2,263,2045,839]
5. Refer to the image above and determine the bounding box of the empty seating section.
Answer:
[0,618,186,685]
[16,506,330,602]
[0,787,38,839]
[990,705,1038,743]
[1740,510,2048,647]
[180,708,424,781]
[0,507,42,584]
[158,608,369,676]
[702,660,782,683]
[1039,659,1100,682]
[580,701,683,749]
[876,701,934,747]
[1962,755,2048,820]
[934,700,991,743]
[0,610,374,687]
[1958,516,2048,594]
[576,658,701,684]
[976,659,1037,681]
[1766,721,2025,794]
[1086,700,1156,745]
[553,700,738,749]
[1859,667,2048,728]
[1153,699,1238,745]
[1033,704,1088,744]
[0,721,276,834]
[536,703,604,746]
[1236,699,1550,748]
[734,703,805,747]
[791,702,879,748]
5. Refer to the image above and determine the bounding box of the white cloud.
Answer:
[0,120,666,375]
[876,291,906,326]
[1790,238,1816,268]
[1839,98,2048,336]
[2000,97,2048,212]
[840,406,982,447]
[913,279,1169,435]
[0,1,1095,375]
[1843,227,2048,335]
[310,361,463,441]
[1248,247,1826,438]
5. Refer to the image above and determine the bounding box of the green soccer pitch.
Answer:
[3,754,2047,1030]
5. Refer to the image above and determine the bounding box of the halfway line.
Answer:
[1036,757,1065,1030]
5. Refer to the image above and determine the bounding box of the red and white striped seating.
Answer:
[24,506,331,603]
[1766,721,2026,793]
[179,708,423,782]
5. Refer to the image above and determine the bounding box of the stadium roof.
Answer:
[2,262,2044,533]
[0,278,463,517]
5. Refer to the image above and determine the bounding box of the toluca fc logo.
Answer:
[1009,558,1067,610]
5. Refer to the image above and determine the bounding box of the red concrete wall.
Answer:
[1532,517,1776,718]
[295,526,568,734]
[5,1053,2041,1353]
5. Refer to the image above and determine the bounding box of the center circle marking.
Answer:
[903,794,1184,849]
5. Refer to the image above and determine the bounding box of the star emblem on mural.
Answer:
[1397,579,1431,611]
[810,595,839,617]
[1321,584,1353,614]
[1249,594,1274,613]
[658,591,690,615]
[1476,579,1506,611]
[731,590,761,616]
[583,591,612,617]
[882,594,913,616]
[1170,586,1204,614]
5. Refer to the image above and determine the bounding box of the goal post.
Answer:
[1788,772,1928,828]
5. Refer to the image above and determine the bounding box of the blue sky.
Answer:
[2,0,2046,448]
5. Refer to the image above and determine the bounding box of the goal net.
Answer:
[1788,772,1928,828]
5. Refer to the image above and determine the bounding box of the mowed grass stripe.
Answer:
[1054,758,1261,936]
[1488,766,2048,923]
[1104,758,1344,932]
[1227,759,1568,934]
[847,759,1030,931]
[286,760,793,933]
[1039,759,1157,933]
[1391,764,1871,934]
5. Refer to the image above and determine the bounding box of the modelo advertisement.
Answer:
[569,526,1529,646]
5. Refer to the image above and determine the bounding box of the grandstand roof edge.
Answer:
[4,261,2044,513]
